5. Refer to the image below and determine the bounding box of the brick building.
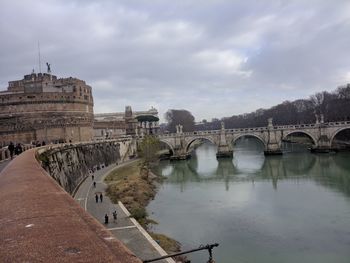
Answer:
[0,72,94,146]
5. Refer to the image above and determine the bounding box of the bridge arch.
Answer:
[282,130,317,146]
[231,134,267,148]
[185,136,217,152]
[159,139,175,154]
[330,127,350,146]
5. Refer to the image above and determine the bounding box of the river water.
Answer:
[148,139,350,263]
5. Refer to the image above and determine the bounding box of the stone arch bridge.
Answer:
[157,119,350,160]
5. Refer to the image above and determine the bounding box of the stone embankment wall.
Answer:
[38,138,137,195]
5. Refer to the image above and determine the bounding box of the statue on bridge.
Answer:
[176,124,183,134]
[46,62,51,74]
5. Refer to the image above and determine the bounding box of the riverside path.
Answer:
[74,160,174,263]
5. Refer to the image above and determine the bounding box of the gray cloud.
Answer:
[1,0,350,122]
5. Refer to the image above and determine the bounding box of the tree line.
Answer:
[165,84,350,132]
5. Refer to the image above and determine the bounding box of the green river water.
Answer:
[148,138,350,263]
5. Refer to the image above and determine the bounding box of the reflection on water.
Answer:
[153,140,350,195]
[149,139,350,263]
[233,137,265,175]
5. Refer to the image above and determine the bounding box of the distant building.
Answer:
[0,72,94,146]
[94,106,159,139]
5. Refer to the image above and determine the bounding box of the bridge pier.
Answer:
[216,147,233,158]
[264,118,282,155]
[169,124,192,160]
[169,152,191,160]
[310,147,331,153]
[216,122,233,158]
[311,135,332,153]
[264,148,283,155]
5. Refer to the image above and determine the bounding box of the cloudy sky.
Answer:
[1,0,350,122]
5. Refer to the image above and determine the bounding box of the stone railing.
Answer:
[0,144,35,162]
[158,121,350,138]
[0,147,10,161]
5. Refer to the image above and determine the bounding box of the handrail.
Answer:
[143,243,219,263]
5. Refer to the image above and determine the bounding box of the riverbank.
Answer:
[104,160,181,254]
[73,160,175,263]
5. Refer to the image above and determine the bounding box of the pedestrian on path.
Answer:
[113,210,117,222]
[8,142,15,160]
[93,181,96,188]
[92,174,94,181]
[95,194,98,203]
[104,214,109,224]
[15,143,23,155]
[100,193,103,202]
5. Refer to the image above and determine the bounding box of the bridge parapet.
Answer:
[0,146,141,262]
[0,144,35,162]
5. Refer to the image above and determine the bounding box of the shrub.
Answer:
[130,207,148,220]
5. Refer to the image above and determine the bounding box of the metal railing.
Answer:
[143,243,219,263]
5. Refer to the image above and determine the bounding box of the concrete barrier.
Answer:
[0,149,142,263]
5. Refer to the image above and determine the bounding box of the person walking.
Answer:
[113,210,117,223]
[15,143,23,155]
[100,193,103,202]
[91,174,94,181]
[104,214,109,224]
[95,194,98,203]
[8,142,15,160]
[93,181,96,188]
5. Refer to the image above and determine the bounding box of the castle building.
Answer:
[0,72,94,146]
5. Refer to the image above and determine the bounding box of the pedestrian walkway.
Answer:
[74,161,174,263]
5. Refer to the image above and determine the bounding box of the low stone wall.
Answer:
[0,144,35,162]
[38,138,137,195]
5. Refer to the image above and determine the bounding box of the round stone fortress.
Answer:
[0,72,94,146]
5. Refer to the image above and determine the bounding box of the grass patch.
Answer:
[105,160,157,227]
[105,160,182,255]
[105,160,141,182]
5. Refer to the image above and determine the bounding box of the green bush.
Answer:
[130,207,148,220]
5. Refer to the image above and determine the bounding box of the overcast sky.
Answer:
[1,0,350,122]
